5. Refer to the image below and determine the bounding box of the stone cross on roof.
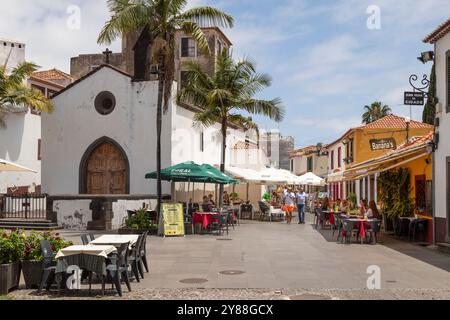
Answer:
[102,48,112,64]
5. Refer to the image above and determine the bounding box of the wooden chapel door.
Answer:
[86,142,127,194]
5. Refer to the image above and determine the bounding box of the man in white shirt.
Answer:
[296,189,308,224]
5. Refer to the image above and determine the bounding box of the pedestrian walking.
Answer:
[296,188,307,224]
[282,188,295,224]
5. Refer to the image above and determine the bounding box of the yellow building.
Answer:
[345,132,434,242]
[330,115,433,204]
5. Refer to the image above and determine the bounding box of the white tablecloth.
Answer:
[55,245,117,259]
[89,235,139,248]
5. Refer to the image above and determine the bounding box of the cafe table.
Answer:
[193,212,220,232]
[343,218,378,244]
[55,245,117,293]
[89,235,139,249]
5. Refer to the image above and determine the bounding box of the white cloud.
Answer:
[293,115,362,134]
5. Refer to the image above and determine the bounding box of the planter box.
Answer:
[0,261,21,295]
[21,260,43,289]
[118,228,158,235]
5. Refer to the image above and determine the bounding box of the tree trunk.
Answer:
[219,118,228,208]
[156,55,165,236]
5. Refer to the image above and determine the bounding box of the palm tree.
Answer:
[362,101,392,124]
[98,0,233,220]
[0,62,53,127]
[177,50,284,206]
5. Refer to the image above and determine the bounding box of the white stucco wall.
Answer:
[42,66,173,195]
[327,142,345,175]
[434,32,450,220]
[0,39,25,73]
[0,110,41,193]
[54,200,92,230]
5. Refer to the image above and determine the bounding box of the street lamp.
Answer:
[417,51,434,64]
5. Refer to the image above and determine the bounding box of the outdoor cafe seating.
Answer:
[38,232,150,297]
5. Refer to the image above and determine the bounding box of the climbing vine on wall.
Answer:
[378,168,414,218]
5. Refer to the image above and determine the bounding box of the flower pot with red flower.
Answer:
[21,231,73,290]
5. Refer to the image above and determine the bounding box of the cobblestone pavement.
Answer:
[7,288,450,300]
[6,213,450,300]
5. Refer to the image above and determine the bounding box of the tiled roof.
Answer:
[423,17,450,44]
[347,131,434,172]
[363,115,433,129]
[290,145,318,158]
[32,69,73,82]
[233,141,259,150]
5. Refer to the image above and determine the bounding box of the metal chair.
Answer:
[38,240,58,293]
[332,214,343,241]
[184,214,194,235]
[213,213,229,236]
[128,234,145,282]
[258,201,271,221]
[139,232,149,273]
[366,220,382,244]
[341,220,359,244]
[81,234,89,245]
[240,204,253,220]
[105,242,131,297]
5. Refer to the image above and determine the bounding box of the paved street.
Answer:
[8,212,450,300]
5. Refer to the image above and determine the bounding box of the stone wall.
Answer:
[70,53,126,79]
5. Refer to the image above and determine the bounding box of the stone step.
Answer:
[437,243,450,256]
[0,219,60,231]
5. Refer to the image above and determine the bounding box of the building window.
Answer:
[291,159,294,172]
[38,139,42,161]
[338,147,342,168]
[346,138,354,163]
[200,131,204,152]
[307,156,313,172]
[331,150,335,170]
[94,91,116,115]
[181,37,196,58]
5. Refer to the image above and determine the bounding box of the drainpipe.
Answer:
[432,43,437,246]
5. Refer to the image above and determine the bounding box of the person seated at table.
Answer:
[366,200,381,219]
[271,191,280,206]
[223,191,231,206]
[321,197,330,211]
[202,196,212,212]
[208,194,216,207]
[340,200,350,213]
[334,199,341,211]
[359,199,368,217]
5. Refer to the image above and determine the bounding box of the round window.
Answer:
[94,91,116,115]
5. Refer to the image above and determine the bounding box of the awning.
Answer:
[297,172,326,186]
[327,171,344,183]
[145,162,238,184]
[0,159,37,173]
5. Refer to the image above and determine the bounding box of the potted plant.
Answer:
[21,231,72,289]
[119,209,158,235]
[230,192,240,205]
[0,229,25,295]
[346,192,357,210]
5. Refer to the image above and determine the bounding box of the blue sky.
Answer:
[1,0,449,148]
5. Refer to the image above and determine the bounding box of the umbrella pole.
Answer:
[203,183,206,198]
[192,182,195,203]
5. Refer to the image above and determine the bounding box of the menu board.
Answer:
[162,203,185,237]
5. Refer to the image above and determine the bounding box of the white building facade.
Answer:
[424,20,450,244]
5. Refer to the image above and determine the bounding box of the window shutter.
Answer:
[181,38,189,57]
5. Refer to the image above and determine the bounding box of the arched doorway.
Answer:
[79,137,130,194]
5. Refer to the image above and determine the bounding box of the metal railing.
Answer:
[0,194,47,220]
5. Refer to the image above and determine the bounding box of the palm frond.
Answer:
[7,62,40,87]
[3,86,53,113]
[179,21,210,55]
[178,7,234,28]
[240,98,285,123]
[98,0,152,44]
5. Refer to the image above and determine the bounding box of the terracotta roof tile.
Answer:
[363,114,433,130]
[32,68,73,82]
[424,17,450,44]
